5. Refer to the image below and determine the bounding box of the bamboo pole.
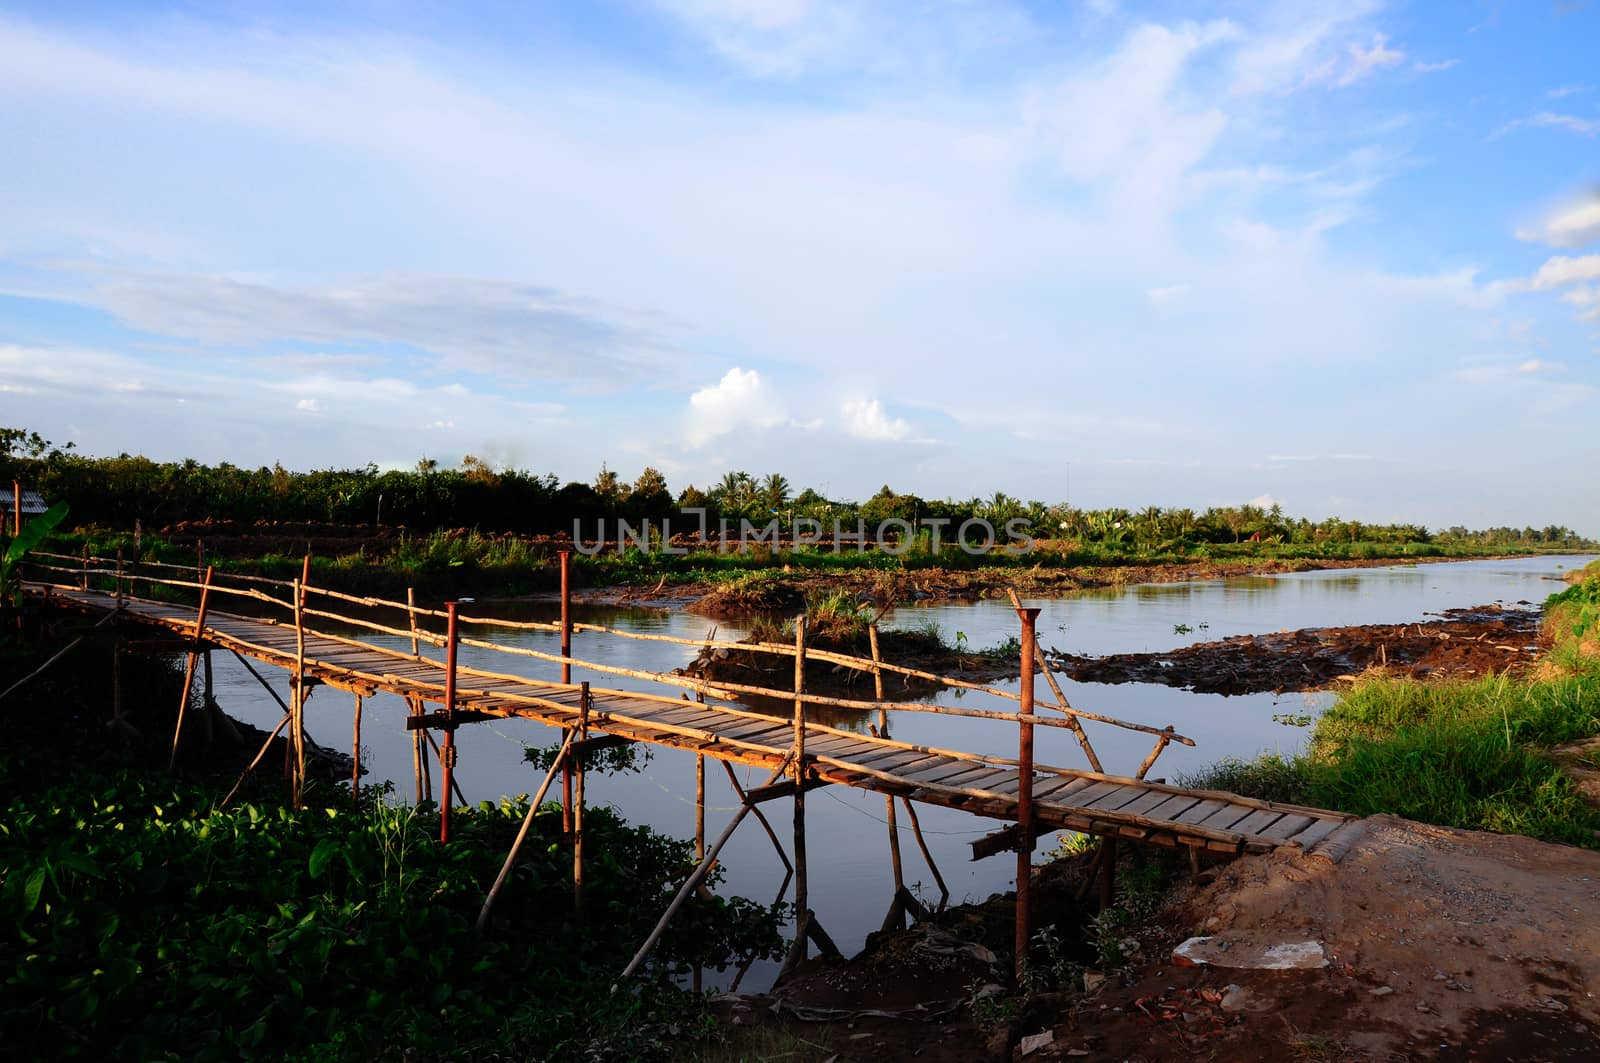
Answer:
[168,565,214,772]
[1014,605,1040,985]
[719,759,792,874]
[409,693,425,803]
[220,713,292,809]
[574,681,589,920]
[869,624,906,931]
[0,608,121,706]
[1136,732,1172,780]
[475,725,577,932]
[350,693,363,805]
[791,615,808,963]
[561,551,573,836]
[407,587,420,657]
[617,756,792,983]
[440,600,460,843]
[292,560,309,809]
[900,797,949,910]
[1006,588,1103,772]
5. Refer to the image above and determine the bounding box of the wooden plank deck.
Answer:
[34,585,1361,860]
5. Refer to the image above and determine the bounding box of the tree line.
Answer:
[2,427,1592,549]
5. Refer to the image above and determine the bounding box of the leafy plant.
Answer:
[0,501,69,607]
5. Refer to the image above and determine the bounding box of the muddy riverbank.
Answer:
[1047,605,1544,696]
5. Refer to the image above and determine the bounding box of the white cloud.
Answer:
[294,398,324,412]
[1516,196,1600,249]
[1517,359,1547,373]
[88,271,678,384]
[1526,255,1600,290]
[1547,84,1591,98]
[1412,58,1458,74]
[1331,453,1375,461]
[685,368,788,446]
[839,397,912,442]
[1267,454,1316,462]
[1248,493,1281,508]
[1495,112,1600,138]
[1321,33,1406,87]
[1560,286,1600,322]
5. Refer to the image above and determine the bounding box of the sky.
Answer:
[1,1,1598,532]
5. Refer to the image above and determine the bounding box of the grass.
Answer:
[1181,576,1600,848]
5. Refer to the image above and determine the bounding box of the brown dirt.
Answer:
[1049,605,1544,696]
[713,817,1600,1062]
[1040,816,1600,1061]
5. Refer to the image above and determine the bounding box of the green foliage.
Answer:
[0,502,70,607]
[1183,668,1600,848]
[0,729,784,1061]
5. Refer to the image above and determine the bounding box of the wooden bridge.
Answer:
[17,550,1363,981]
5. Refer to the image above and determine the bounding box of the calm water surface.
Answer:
[207,554,1592,988]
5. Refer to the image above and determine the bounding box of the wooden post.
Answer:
[695,753,706,861]
[1014,605,1040,985]
[560,550,573,836]
[351,693,363,805]
[574,681,590,919]
[80,543,89,591]
[291,558,310,809]
[111,632,123,728]
[440,601,460,843]
[114,547,124,606]
[10,480,18,536]
[407,587,420,657]
[168,565,214,772]
[791,614,809,962]
[200,648,215,747]
[409,694,426,803]
[869,624,907,930]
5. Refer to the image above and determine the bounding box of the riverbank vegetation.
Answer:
[6,428,1592,602]
[1183,566,1600,848]
[0,637,785,1061]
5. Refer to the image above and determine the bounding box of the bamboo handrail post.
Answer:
[476,727,577,932]
[574,681,590,920]
[560,551,574,835]
[439,600,460,843]
[1136,731,1173,780]
[168,564,214,772]
[868,623,906,929]
[291,559,309,809]
[791,614,809,963]
[1014,605,1041,985]
[115,547,124,607]
[408,694,425,803]
[407,587,420,657]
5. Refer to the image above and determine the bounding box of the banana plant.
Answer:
[1,501,70,608]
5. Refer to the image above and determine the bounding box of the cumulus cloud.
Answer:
[839,397,912,442]
[1248,493,1282,509]
[685,367,788,446]
[1560,286,1600,322]
[1516,196,1600,249]
[294,398,324,412]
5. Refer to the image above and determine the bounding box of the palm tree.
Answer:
[761,473,790,510]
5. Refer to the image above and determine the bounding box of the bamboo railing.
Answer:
[23,550,1194,780]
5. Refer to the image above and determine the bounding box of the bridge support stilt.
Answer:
[869,625,908,933]
[790,616,808,967]
[167,565,214,772]
[573,682,589,919]
[350,693,363,806]
[1013,605,1041,985]
[477,726,576,932]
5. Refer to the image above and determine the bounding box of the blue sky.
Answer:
[1,1,1597,531]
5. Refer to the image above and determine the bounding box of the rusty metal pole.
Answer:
[439,601,459,843]
[1014,605,1041,986]
[560,547,572,838]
